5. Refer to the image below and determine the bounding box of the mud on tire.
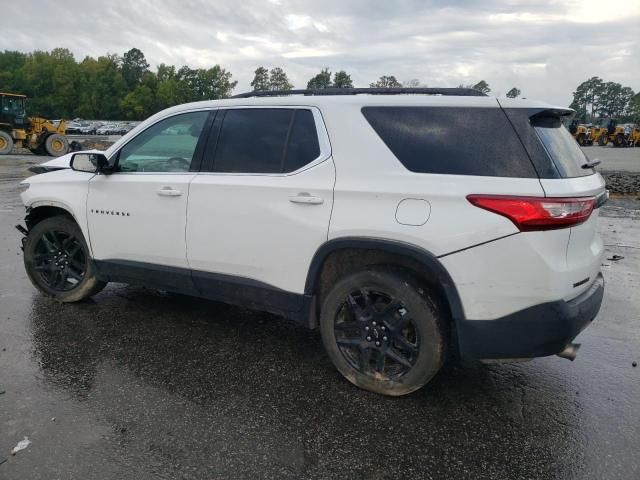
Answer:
[23,215,106,302]
[320,267,447,396]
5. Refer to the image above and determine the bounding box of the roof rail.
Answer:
[232,87,487,99]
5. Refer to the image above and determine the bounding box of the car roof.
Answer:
[104,91,570,158]
[157,91,567,115]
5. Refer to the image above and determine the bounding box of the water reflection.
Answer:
[29,285,584,479]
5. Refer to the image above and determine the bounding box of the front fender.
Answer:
[21,169,94,255]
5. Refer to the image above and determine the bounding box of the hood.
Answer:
[28,149,104,174]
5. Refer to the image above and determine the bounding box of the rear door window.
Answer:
[361,107,537,177]
[212,108,321,174]
[283,110,321,172]
[532,116,592,177]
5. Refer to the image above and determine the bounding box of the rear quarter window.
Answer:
[532,116,592,178]
[361,107,537,177]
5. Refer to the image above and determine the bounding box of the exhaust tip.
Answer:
[557,343,581,361]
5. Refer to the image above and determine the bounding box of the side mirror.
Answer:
[70,153,110,174]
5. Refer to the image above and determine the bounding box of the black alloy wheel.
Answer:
[334,289,419,380]
[32,229,86,291]
[23,216,106,302]
[320,268,446,396]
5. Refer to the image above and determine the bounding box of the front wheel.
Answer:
[598,134,608,146]
[23,216,106,302]
[320,268,447,396]
[45,133,69,157]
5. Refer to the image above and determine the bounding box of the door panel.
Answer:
[87,110,211,272]
[87,173,195,268]
[187,159,335,295]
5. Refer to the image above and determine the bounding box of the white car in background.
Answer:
[17,88,606,396]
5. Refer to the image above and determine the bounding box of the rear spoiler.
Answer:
[528,107,574,120]
[496,100,574,119]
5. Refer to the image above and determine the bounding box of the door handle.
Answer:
[289,193,324,205]
[157,186,182,197]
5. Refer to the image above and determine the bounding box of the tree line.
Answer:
[0,48,237,120]
[1,47,525,121]
[570,76,639,123]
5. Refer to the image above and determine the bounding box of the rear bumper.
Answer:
[457,273,604,359]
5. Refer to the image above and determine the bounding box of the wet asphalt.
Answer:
[1,154,639,480]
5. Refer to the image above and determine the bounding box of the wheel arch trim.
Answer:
[304,237,465,322]
[27,200,78,220]
[24,201,94,256]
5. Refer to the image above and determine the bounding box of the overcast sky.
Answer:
[2,0,639,105]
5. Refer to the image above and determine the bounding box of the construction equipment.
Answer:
[0,93,69,156]
[598,119,629,148]
[622,124,640,147]
[579,123,608,146]
[630,126,640,147]
[568,120,593,146]
[593,126,610,146]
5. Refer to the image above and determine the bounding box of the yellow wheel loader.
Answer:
[0,93,69,156]
[568,120,592,146]
[593,126,609,146]
[600,119,629,148]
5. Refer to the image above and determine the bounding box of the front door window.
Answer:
[117,111,209,173]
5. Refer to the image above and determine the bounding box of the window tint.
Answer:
[212,108,321,174]
[362,107,537,177]
[532,116,592,177]
[284,110,321,172]
[118,111,208,173]
[214,109,292,173]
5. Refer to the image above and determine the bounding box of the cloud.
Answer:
[0,0,638,105]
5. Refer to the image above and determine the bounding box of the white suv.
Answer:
[18,88,606,396]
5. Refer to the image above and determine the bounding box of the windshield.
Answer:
[532,116,593,177]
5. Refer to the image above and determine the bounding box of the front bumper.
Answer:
[457,273,604,359]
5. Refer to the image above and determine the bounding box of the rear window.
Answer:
[532,116,592,177]
[361,107,537,177]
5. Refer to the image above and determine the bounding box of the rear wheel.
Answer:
[45,133,69,157]
[576,133,586,146]
[0,130,14,155]
[320,268,447,396]
[23,216,106,302]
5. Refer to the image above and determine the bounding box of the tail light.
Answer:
[467,195,595,231]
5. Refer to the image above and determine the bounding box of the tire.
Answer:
[320,268,447,396]
[598,135,608,146]
[576,133,585,146]
[613,134,625,148]
[45,133,69,157]
[0,130,14,155]
[23,216,106,302]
